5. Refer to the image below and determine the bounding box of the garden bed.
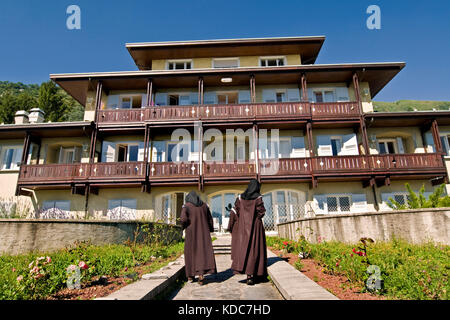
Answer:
[0,240,184,300]
[267,236,449,300]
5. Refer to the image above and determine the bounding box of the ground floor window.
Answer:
[107,199,137,220]
[262,190,305,230]
[209,192,239,232]
[314,193,367,214]
[40,200,71,219]
[155,193,186,225]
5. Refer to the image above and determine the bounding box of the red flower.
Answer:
[78,261,88,270]
[335,262,339,267]
[350,253,353,257]
[352,248,357,254]
[282,241,288,246]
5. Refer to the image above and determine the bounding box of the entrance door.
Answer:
[210,192,239,232]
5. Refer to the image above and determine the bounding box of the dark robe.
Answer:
[180,201,217,277]
[231,195,268,277]
[227,207,239,263]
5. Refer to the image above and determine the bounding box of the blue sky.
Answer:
[0,0,449,101]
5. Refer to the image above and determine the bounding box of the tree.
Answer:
[388,183,447,210]
[38,81,64,122]
[0,91,19,124]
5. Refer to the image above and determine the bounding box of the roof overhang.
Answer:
[365,111,450,127]
[51,62,405,106]
[126,36,326,70]
[0,121,94,139]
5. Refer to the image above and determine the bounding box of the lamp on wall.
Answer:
[221,77,233,83]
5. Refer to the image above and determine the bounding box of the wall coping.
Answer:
[0,218,182,228]
[277,207,450,226]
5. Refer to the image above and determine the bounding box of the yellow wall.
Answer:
[151,54,302,70]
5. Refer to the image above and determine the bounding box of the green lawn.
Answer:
[267,236,449,300]
[0,240,184,300]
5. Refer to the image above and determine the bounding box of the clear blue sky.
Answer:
[0,0,449,101]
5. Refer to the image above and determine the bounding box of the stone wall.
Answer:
[0,219,182,255]
[277,208,450,245]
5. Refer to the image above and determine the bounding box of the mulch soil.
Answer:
[270,248,385,300]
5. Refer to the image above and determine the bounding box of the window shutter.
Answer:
[14,148,23,168]
[291,137,306,158]
[313,195,326,214]
[424,132,435,152]
[335,87,350,102]
[55,200,70,212]
[154,93,168,106]
[238,90,251,103]
[287,88,300,102]
[190,92,199,105]
[307,88,314,102]
[351,194,367,213]
[102,142,116,162]
[138,142,145,161]
[179,95,191,106]
[342,134,358,155]
[107,95,120,109]
[141,94,147,107]
[396,137,405,154]
[381,193,394,210]
[316,135,332,156]
[262,89,276,103]
[74,146,82,163]
[204,92,216,104]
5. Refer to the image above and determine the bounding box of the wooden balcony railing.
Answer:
[17,154,445,185]
[150,162,199,178]
[311,102,360,118]
[18,163,89,183]
[203,161,256,177]
[90,162,146,180]
[97,101,356,124]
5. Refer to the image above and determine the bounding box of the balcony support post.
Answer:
[93,80,103,124]
[143,124,151,193]
[21,131,31,166]
[431,119,443,154]
[301,73,308,102]
[352,73,363,115]
[197,121,204,191]
[359,118,370,156]
[250,75,256,103]
[146,78,153,106]
[253,123,260,181]
[306,121,314,157]
[198,77,204,105]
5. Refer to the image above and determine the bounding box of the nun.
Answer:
[180,191,217,285]
[230,179,268,285]
[226,203,239,265]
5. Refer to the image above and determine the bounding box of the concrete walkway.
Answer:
[170,235,283,300]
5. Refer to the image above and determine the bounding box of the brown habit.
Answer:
[180,202,217,277]
[228,195,267,276]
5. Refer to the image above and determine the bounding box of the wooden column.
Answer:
[93,80,103,124]
[352,73,363,114]
[360,118,370,156]
[301,73,308,102]
[250,75,256,103]
[21,132,31,166]
[89,81,103,163]
[306,121,314,157]
[198,121,204,191]
[253,123,260,181]
[146,78,153,106]
[198,77,204,105]
[431,119,443,153]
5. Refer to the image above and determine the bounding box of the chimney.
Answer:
[14,110,29,124]
[28,108,45,123]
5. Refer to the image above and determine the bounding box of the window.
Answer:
[260,56,286,67]
[119,95,142,109]
[330,137,343,156]
[263,190,304,226]
[107,199,137,220]
[313,90,335,103]
[217,92,238,105]
[326,195,351,213]
[276,91,286,103]
[209,192,240,231]
[440,135,450,156]
[116,144,139,162]
[167,143,189,162]
[213,58,239,68]
[41,200,71,219]
[167,60,192,70]
[378,139,397,155]
[1,146,22,170]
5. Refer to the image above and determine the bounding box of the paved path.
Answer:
[170,235,283,300]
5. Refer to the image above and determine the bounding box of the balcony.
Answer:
[97,101,359,124]
[17,153,445,187]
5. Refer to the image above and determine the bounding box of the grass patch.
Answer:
[267,236,449,300]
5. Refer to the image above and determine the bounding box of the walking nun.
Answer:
[180,191,217,285]
[230,179,268,285]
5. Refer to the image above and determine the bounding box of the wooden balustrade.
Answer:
[19,163,89,183]
[17,154,444,184]
[203,161,256,177]
[311,102,360,118]
[149,162,199,177]
[98,109,146,123]
[90,162,146,179]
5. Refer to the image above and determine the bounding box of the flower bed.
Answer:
[0,240,184,300]
[267,236,449,300]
